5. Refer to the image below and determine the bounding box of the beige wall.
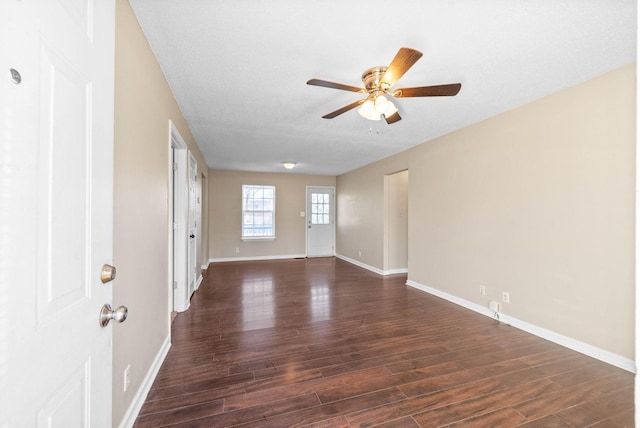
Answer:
[113,0,208,423]
[209,170,335,260]
[337,64,635,360]
[108,1,634,421]
[337,154,411,268]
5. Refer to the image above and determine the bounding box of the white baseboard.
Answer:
[335,253,383,275]
[383,267,409,275]
[406,280,636,374]
[118,336,171,428]
[209,254,306,263]
[195,273,203,291]
[335,254,407,276]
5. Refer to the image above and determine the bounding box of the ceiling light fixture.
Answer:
[282,162,297,169]
[357,98,380,121]
[358,94,398,122]
[374,94,389,113]
[308,47,462,126]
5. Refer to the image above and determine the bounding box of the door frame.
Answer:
[305,186,336,257]
[169,121,189,313]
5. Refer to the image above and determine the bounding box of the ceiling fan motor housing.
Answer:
[362,67,389,92]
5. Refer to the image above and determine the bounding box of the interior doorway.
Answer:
[169,123,189,312]
[200,172,208,274]
[383,170,409,274]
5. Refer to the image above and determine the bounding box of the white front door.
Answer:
[306,187,335,257]
[0,0,116,425]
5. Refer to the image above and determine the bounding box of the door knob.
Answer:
[99,304,128,327]
[190,234,195,238]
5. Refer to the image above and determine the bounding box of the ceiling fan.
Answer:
[307,47,461,124]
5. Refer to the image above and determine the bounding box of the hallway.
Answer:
[134,258,633,427]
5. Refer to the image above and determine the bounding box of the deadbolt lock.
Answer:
[100,264,116,283]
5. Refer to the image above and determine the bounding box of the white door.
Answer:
[187,154,198,298]
[195,173,203,288]
[0,0,116,426]
[170,127,189,312]
[306,187,335,257]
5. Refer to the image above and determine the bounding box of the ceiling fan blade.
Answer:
[322,99,365,119]
[384,111,402,124]
[307,79,366,93]
[393,83,462,98]
[380,47,423,88]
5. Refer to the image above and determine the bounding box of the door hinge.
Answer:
[172,221,178,231]
[173,281,178,289]
[172,162,178,171]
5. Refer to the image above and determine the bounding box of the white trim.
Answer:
[383,268,408,275]
[117,336,171,428]
[406,279,636,374]
[209,254,306,263]
[241,237,276,241]
[334,253,383,275]
[195,273,203,291]
[335,253,406,276]
[170,122,189,313]
[241,184,276,239]
[635,10,639,424]
[383,170,409,274]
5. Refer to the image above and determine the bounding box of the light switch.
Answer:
[300,212,305,217]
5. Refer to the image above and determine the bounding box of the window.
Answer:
[310,192,330,225]
[242,185,275,239]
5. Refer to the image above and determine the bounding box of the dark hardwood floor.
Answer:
[134,257,634,427]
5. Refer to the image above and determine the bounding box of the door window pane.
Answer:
[310,192,330,225]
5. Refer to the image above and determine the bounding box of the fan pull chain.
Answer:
[368,121,381,135]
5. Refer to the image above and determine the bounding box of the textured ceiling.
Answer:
[128,0,636,176]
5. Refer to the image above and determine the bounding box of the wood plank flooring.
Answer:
[134,257,634,427]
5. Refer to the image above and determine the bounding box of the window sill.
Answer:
[241,237,276,241]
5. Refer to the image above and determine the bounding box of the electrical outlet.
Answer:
[502,292,510,303]
[489,300,500,312]
[358,250,362,257]
[123,364,131,392]
[235,247,239,254]
[479,285,486,295]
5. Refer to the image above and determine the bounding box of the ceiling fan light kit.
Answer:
[358,99,380,121]
[357,95,398,121]
[307,47,461,125]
